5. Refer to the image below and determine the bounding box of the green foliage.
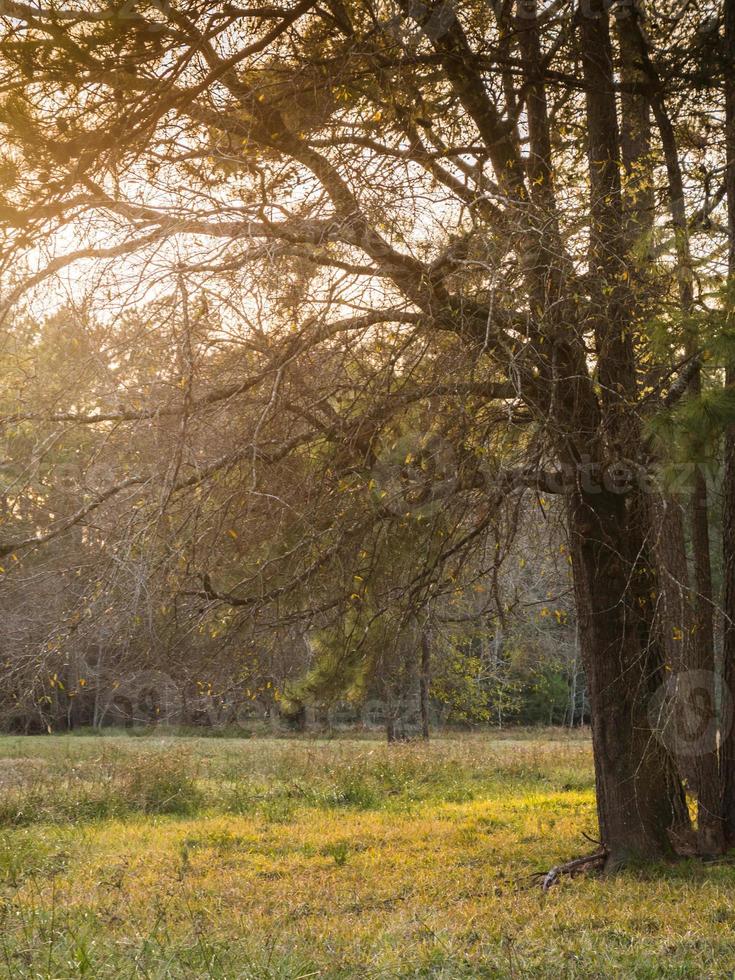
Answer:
[430,622,576,728]
[431,637,516,724]
[511,657,571,726]
[283,614,367,715]
[649,386,735,477]
[646,289,735,487]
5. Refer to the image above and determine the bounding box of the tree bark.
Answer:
[617,4,724,853]
[616,1,653,257]
[568,488,684,867]
[721,0,735,847]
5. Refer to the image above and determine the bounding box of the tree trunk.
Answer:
[616,2,654,258]
[568,625,579,729]
[418,0,690,866]
[568,488,684,867]
[420,629,431,740]
[720,0,735,847]
[688,464,723,853]
[614,3,722,853]
[723,400,735,844]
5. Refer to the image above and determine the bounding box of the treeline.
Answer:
[0,482,583,735]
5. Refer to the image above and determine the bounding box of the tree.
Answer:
[721,0,735,847]
[1,0,735,867]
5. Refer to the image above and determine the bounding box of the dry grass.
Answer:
[0,731,731,978]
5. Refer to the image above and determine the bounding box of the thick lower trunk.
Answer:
[722,415,735,843]
[568,489,685,867]
[649,493,722,850]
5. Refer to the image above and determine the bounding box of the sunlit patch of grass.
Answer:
[0,732,732,977]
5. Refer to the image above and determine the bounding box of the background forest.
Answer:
[0,305,581,734]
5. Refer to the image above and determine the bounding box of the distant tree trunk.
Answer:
[567,632,578,730]
[420,629,431,740]
[721,0,735,848]
[291,702,307,732]
[386,692,409,743]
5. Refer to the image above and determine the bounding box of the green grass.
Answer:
[0,731,732,977]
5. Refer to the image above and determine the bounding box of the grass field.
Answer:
[0,730,733,978]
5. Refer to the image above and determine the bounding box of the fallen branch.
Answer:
[533,847,608,891]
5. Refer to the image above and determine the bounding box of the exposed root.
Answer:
[533,846,608,891]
